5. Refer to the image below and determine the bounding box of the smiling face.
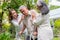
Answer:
[20,7,28,16]
[11,10,18,19]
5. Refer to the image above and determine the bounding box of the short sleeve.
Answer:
[11,20,19,27]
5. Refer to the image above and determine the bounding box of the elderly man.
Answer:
[32,0,53,40]
[19,5,37,40]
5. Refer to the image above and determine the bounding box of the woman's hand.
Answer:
[19,15,24,24]
[21,15,25,20]
[32,13,36,20]
[19,31,23,35]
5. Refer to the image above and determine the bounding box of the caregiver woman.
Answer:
[33,0,53,40]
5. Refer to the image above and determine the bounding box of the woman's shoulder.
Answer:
[11,19,15,23]
[11,19,19,26]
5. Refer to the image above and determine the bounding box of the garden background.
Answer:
[0,0,60,40]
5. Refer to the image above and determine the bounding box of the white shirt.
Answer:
[11,14,23,32]
[33,13,53,40]
[23,11,34,35]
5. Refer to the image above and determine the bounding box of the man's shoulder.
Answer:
[18,13,23,16]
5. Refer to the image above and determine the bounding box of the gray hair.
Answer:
[37,0,43,6]
[19,5,27,10]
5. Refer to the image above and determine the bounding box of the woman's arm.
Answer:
[33,26,38,36]
[19,23,26,35]
[18,15,24,24]
[33,15,45,26]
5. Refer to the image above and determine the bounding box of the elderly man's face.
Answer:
[20,8,28,16]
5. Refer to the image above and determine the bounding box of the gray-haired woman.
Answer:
[33,0,53,40]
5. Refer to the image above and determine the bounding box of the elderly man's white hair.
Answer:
[19,5,27,10]
[37,0,43,6]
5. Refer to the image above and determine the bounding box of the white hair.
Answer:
[37,0,43,6]
[19,5,27,10]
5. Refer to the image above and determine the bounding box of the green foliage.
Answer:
[53,37,60,40]
[54,19,60,28]
[44,0,49,4]
[2,11,11,31]
[2,23,11,31]
[2,2,8,9]
[54,19,60,37]
[0,6,2,30]
[53,28,59,37]
[0,6,2,20]
[50,5,60,10]
[2,0,37,11]
[0,32,11,40]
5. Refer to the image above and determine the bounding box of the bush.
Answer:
[54,19,60,37]
[0,32,11,40]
